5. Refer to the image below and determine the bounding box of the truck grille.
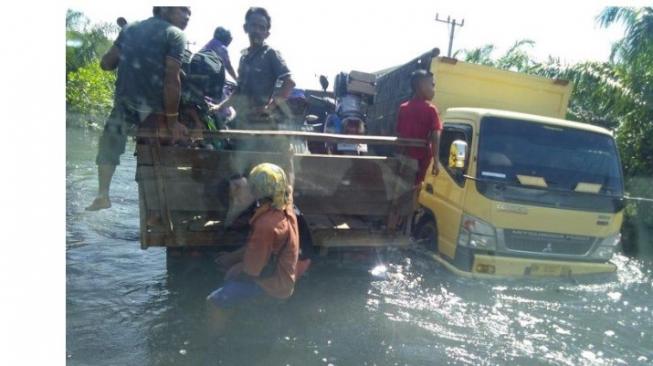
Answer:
[504,230,595,256]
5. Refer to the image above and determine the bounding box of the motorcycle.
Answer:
[323,71,376,155]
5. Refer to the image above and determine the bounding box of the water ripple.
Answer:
[66,128,653,366]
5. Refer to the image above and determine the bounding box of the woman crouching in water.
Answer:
[206,163,300,334]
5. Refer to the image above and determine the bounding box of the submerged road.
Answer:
[67,127,653,366]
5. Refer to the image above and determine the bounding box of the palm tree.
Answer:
[456,39,539,73]
[595,6,653,179]
[596,7,653,64]
[495,39,536,72]
[454,44,495,66]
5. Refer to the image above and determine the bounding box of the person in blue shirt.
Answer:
[201,26,237,81]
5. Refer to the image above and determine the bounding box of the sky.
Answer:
[67,0,635,89]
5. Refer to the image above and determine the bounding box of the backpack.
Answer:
[181,49,225,105]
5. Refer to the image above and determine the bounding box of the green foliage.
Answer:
[621,177,653,255]
[554,62,633,129]
[66,9,118,75]
[597,7,653,65]
[456,39,539,72]
[595,7,653,177]
[495,39,537,72]
[453,44,495,66]
[66,60,116,129]
[66,9,118,129]
[457,8,653,179]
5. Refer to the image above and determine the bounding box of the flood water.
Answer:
[66,127,653,365]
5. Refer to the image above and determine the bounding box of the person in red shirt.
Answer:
[396,69,443,184]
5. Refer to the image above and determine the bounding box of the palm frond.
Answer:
[596,6,637,29]
[597,7,653,62]
[505,39,535,56]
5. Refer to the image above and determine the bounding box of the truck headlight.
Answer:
[592,233,621,260]
[593,246,615,260]
[600,233,621,247]
[457,214,497,250]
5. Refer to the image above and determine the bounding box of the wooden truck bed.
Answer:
[136,131,420,250]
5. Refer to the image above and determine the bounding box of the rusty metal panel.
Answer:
[136,141,418,248]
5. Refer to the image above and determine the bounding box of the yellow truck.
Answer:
[369,49,625,277]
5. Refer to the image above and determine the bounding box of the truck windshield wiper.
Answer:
[464,175,623,199]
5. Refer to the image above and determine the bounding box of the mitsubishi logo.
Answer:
[542,243,553,253]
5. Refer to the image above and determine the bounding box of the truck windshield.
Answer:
[477,116,624,197]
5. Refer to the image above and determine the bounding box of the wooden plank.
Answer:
[145,212,248,247]
[136,144,398,168]
[137,166,227,212]
[137,145,292,174]
[150,141,175,245]
[294,155,415,216]
[327,215,370,230]
[310,229,411,248]
[145,218,414,248]
[134,129,428,148]
[137,148,410,188]
[138,184,149,249]
[136,145,417,207]
[137,167,397,215]
[295,197,392,216]
[297,197,413,216]
[294,157,392,198]
[144,230,249,247]
[136,149,417,216]
[219,130,426,147]
[303,214,371,230]
[303,214,334,230]
[136,164,226,182]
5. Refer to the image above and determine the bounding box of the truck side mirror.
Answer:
[319,75,329,92]
[613,196,625,212]
[448,140,468,171]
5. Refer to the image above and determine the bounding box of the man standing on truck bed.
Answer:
[215,7,296,148]
[397,69,442,184]
[86,7,191,211]
[201,26,237,81]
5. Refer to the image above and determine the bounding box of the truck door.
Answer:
[420,123,473,259]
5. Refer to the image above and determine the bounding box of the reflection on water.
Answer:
[67,127,653,365]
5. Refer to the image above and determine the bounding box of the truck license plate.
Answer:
[526,264,569,276]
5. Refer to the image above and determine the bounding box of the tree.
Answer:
[595,7,653,177]
[66,9,118,128]
[495,39,537,72]
[66,61,116,128]
[456,39,539,72]
[66,9,118,74]
[596,7,653,65]
[454,44,495,66]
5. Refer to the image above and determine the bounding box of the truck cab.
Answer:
[366,49,625,277]
[415,108,624,277]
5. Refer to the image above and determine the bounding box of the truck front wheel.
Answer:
[415,219,439,253]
